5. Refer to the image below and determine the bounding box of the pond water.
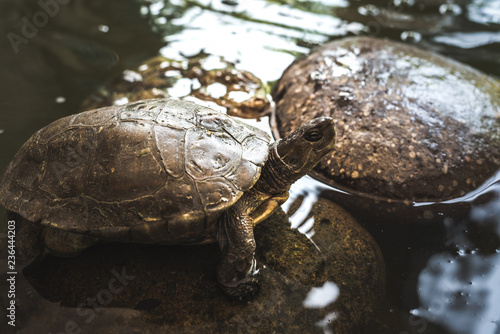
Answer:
[0,0,499,333]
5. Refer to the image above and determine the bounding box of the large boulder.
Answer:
[273,36,500,221]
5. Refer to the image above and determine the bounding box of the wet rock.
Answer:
[17,199,384,334]
[273,37,500,210]
[81,54,270,119]
[334,0,468,41]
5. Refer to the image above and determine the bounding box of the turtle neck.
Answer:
[253,142,300,195]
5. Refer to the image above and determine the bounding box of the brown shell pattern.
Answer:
[0,99,271,243]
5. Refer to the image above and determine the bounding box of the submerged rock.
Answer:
[273,36,500,215]
[81,54,270,119]
[17,199,384,334]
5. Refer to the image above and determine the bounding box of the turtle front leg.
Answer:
[250,191,289,225]
[216,206,260,300]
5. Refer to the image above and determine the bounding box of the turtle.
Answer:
[0,98,336,299]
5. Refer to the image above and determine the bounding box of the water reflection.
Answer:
[468,0,500,25]
[438,3,462,16]
[413,183,500,334]
[155,0,364,82]
[282,175,348,239]
[303,281,340,309]
[434,31,500,49]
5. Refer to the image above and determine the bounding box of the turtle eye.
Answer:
[304,129,323,142]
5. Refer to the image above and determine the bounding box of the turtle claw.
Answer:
[218,258,261,300]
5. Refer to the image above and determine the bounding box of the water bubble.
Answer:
[98,24,109,33]
[393,0,415,7]
[155,17,167,25]
[114,97,129,106]
[139,5,149,16]
[149,1,165,15]
[401,31,422,43]
[358,5,380,16]
[55,96,66,104]
[439,3,462,16]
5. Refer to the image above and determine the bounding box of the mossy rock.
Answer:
[15,198,384,333]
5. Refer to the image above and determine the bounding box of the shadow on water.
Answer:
[0,0,499,333]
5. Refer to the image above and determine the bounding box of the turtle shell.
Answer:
[0,98,271,243]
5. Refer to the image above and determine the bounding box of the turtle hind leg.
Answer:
[43,226,98,257]
[216,206,260,300]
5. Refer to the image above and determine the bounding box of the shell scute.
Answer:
[45,196,87,232]
[185,126,241,181]
[155,175,202,219]
[36,116,73,144]
[120,100,163,121]
[70,106,119,127]
[225,159,260,191]
[196,177,239,213]
[156,99,196,129]
[41,127,96,199]
[85,121,166,202]
[196,110,233,134]
[154,125,186,179]
[8,131,45,190]
[84,198,121,234]
[242,136,270,167]
[119,195,162,226]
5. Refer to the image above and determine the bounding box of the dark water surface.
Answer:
[0,0,499,333]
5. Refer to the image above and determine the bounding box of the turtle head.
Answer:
[277,117,336,176]
[254,117,336,194]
